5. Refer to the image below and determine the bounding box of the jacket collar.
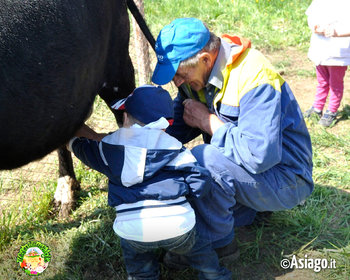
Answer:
[207,35,251,90]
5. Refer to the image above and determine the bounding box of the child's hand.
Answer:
[323,25,337,37]
[314,24,337,37]
[75,124,107,141]
[314,24,325,35]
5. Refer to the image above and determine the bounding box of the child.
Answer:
[304,0,350,126]
[68,85,231,280]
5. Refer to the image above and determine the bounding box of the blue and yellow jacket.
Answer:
[167,35,313,187]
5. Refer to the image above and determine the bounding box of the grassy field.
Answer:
[145,0,311,51]
[1,0,350,279]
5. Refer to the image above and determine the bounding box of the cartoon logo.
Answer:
[17,241,51,276]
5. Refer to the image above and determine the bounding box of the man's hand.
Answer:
[182,99,224,135]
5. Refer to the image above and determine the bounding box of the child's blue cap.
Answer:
[151,18,210,85]
[111,85,174,125]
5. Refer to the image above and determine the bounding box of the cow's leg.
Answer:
[53,146,80,218]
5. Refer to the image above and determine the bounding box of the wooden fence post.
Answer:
[131,0,152,85]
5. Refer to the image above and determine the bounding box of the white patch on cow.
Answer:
[54,175,74,204]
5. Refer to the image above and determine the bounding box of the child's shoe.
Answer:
[303,106,322,118]
[318,110,337,127]
[214,239,240,261]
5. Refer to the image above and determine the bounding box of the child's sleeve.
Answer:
[68,137,111,175]
[306,1,319,31]
[183,163,212,199]
[166,93,202,144]
[333,21,350,37]
[166,148,212,199]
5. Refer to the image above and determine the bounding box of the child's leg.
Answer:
[185,230,232,280]
[120,238,159,280]
[327,66,347,113]
[313,65,330,111]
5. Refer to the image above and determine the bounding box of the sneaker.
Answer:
[304,106,322,118]
[318,110,337,127]
[214,239,240,261]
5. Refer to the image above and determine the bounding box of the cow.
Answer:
[0,0,136,216]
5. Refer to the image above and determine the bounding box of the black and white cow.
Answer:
[0,0,136,215]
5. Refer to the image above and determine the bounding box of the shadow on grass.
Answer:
[229,184,350,280]
[334,104,350,125]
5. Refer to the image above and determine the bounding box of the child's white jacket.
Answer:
[69,124,212,242]
[306,0,350,66]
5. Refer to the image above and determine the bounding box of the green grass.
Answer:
[306,116,350,189]
[0,181,55,250]
[145,0,312,51]
[1,0,349,279]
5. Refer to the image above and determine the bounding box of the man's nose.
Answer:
[173,76,185,87]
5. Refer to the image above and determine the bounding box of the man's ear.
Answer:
[199,52,214,68]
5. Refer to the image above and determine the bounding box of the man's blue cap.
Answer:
[111,85,174,125]
[151,18,210,85]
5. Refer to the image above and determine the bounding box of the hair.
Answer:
[125,112,145,127]
[179,32,221,68]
